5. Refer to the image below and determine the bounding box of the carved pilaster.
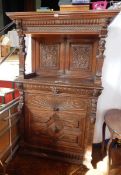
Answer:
[90,88,102,124]
[95,34,106,85]
[16,81,24,145]
[16,20,26,79]
[16,82,24,110]
[95,18,109,85]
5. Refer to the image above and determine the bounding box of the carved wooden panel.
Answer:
[65,39,97,78]
[41,44,59,68]
[33,37,98,79]
[25,92,89,111]
[36,38,65,76]
[25,105,88,153]
[70,44,90,69]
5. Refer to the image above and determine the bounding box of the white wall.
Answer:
[93,12,121,143]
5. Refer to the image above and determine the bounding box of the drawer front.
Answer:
[25,106,88,152]
[25,92,89,111]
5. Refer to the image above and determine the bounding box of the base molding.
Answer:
[20,143,84,165]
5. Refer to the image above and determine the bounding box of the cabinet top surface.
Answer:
[16,76,102,89]
[6,10,119,20]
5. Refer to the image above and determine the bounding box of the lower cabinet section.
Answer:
[23,86,97,164]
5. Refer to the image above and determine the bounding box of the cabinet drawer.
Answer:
[25,93,89,111]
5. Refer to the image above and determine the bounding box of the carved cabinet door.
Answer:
[65,38,98,79]
[24,90,91,160]
[33,37,65,76]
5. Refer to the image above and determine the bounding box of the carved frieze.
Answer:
[22,18,108,26]
[25,93,89,110]
[24,26,102,34]
[20,17,110,33]
[23,83,101,97]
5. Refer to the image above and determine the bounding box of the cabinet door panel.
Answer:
[25,105,88,152]
[65,39,97,78]
[35,37,65,76]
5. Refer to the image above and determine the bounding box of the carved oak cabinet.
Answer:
[7,10,118,167]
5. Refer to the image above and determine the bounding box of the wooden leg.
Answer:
[102,122,106,154]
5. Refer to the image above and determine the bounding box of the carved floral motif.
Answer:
[23,83,101,97]
[71,45,91,70]
[26,94,88,110]
[41,44,59,68]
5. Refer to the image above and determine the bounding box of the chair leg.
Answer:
[107,135,113,175]
[0,160,7,175]
[102,122,106,154]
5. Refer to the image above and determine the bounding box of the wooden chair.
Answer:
[102,109,121,173]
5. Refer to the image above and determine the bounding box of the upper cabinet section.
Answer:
[34,36,98,79]
[6,11,119,83]
[6,11,119,35]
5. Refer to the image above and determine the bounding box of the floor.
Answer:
[2,143,121,175]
